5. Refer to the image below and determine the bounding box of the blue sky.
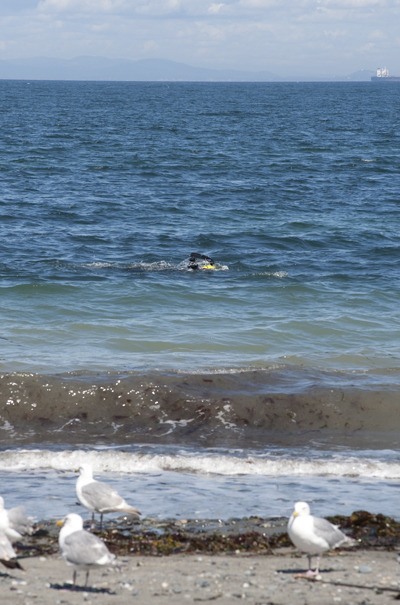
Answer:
[0,0,399,77]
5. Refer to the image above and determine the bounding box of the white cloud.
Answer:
[237,0,280,7]
[208,3,225,14]
[322,28,347,38]
[322,0,385,6]
[143,39,159,53]
[38,0,128,12]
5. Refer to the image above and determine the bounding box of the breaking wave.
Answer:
[0,367,399,449]
[0,447,400,480]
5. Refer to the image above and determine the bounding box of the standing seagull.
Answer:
[58,513,115,586]
[76,463,141,529]
[288,501,354,576]
[0,531,23,570]
[0,496,34,543]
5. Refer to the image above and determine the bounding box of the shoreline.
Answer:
[3,512,400,603]
[21,510,400,557]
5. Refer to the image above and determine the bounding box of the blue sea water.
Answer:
[1,79,399,373]
[0,79,400,521]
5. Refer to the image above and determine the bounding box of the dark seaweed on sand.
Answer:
[17,511,400,559]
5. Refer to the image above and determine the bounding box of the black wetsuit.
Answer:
[188,253,214,270]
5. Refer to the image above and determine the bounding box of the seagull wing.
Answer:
[63,530,113,566]
[81,480,125,513]
[8,506,34,536]
[312,516,348,549]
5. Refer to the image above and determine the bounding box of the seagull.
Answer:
[76,463,141,529]
[287,501,354,576]
[0,531,23,570]
[0,496,34,543]
[57,512,116,586]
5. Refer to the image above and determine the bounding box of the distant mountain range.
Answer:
[0,56,375,82]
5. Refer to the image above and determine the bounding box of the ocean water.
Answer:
[0,79,399,522]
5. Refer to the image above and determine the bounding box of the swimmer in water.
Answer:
[187,252,216,271]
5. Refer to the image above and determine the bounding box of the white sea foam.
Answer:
[0,448,399,480]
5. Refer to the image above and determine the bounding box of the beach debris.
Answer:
[57,512,116,587]
[76,463,141,529]
[288,501,354,577]
[328,510,400,545]
[15,512,400,559]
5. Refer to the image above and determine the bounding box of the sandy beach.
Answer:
[2,512,400,605]
[2,548,400,605]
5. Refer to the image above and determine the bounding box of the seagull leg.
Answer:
[85,570,90,587]
[302,555,319,578]
[99,513,103,530]
[72,569,77,585]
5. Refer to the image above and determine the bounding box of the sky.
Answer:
[0,0,399,77]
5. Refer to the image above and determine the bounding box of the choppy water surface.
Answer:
[0,80,399,520]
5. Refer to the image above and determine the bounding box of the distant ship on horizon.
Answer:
[371,67,400,82]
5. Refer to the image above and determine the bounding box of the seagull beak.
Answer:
[56,519,64,527]
[292,511,299,518]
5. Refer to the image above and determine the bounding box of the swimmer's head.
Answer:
[188,252,214,270]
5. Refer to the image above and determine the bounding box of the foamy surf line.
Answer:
[1,448,400,480]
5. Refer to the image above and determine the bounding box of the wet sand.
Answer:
[2,548,400,605]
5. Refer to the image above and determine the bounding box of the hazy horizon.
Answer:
[0,1,399,80]
[0,55,378,82]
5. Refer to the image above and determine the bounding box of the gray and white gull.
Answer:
[0,531,23,570]
[58,512,116,586]
[76,463,141,528]
[288,501,354,576]
[0,496,34,544]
